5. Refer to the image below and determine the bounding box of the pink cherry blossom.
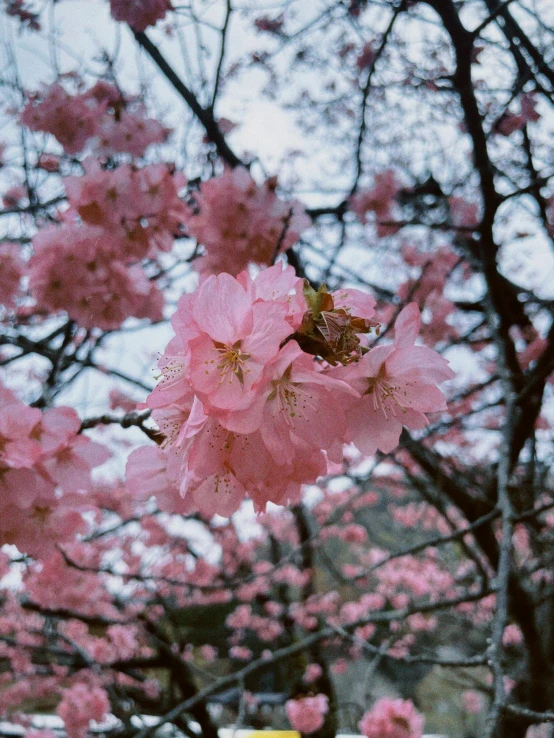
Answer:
[187,167,310,276]
[29,224,163,329]
[286,693,329,734]
[126,445,190,515]
[219,341,357,454]
[57,683,110,738]
[349,170,401,236]
[303,663,324,684]
[109,0,173,32]
[37,154,60,172]
[21,80,171,157]
[25,551,118,617]
[95,109,170,157]
[461,689,483,714]
[109,388,137,413]
[337,303,454,455]
[0,383,109,555]
[20,83,99,154]
[186,272,291,412]
[502,623,523,646]
[130,274,454,516]
[359,698,424,738]
[3,184,27,208]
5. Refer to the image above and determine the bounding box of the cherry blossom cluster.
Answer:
[349,169,401,237]
[0,592,155,725]
[127,263,454,517]
[4,0,40,30]
[29,224,164,329]
[28,162,188,329]
[187,167,311,277]
[20,80,170,157]
[495,92,540,136]
[286,694,329,734]
[0,382,109,556]
[109,0,173,32]
[57,682,110,738]
[24,549,120,618]
[0,466,537,736]
[358,698,424,738]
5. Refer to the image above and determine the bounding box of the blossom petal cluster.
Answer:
[20,80,170,157]
[109,0,173,32]
[0,382,110,556]
[186,167,311,277]
[334,302,455,455]
[28,162,187,329]
[358,698,424,738]
[29,224,162,330]
[57,682,110,738]
[127,266,453,517]
[64,161,188,256]
[286,693,329,734]
[349,169,401,236]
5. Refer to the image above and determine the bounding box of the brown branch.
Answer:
[132,30,243,168]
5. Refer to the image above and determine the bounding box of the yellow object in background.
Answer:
[245,733,300,738]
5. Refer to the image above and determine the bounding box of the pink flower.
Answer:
[130,276,452,517]
[200,644,218,662]
[3,184,27,208]
[186,272,291,413]
[126,445,190,515]
[179,414,289,517]
[502,623,523,646]
[337,303,454,454]
[219,341,357,459]
[357,42,376,70]
[286,694,329,734]
[39,407,110,491]
[330,658,348,675]
[96,109,170,157]
[109,0,173,32]
[187,167,310,276]
[461,690,483,715]
[57,683,110,738]
[37,154,60,172]
[20,84,100,154]
[25,551,117,617]
[21,81,171,157]
[29,224,163,329]
[449,196,479,229]
[0,383,110,556]
[303,664,324,684]
[229,645,252,660]
[109,389,137,413]
[349,170,400,236]
[64,162,187,259]
[0,390,42,469]
[358,698,424,738]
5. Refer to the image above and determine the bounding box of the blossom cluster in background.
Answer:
[0,383,109,555]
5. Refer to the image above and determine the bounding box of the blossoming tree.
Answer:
[1,1,554,738]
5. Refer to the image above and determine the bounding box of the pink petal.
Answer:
[192,273,253,343]
[393,302,420,348]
